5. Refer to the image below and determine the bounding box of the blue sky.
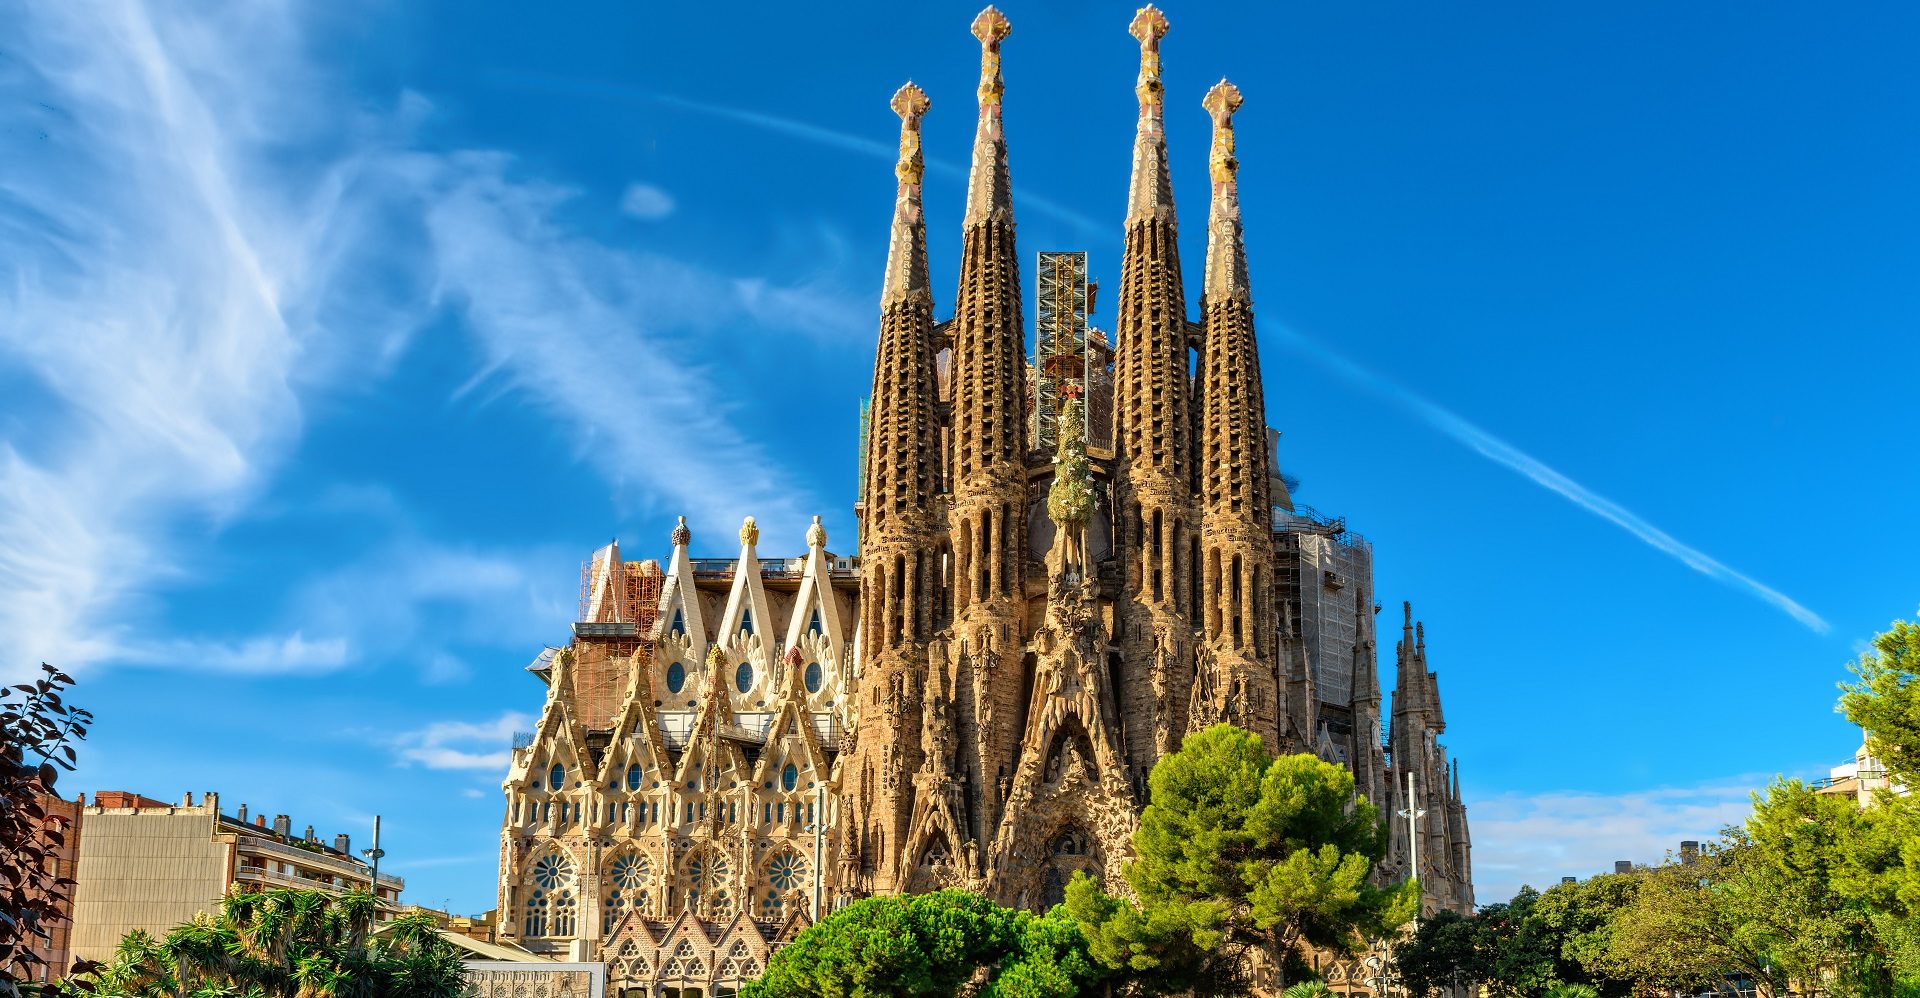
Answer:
[4,0,1916,913]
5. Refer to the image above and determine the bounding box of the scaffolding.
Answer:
[1032,251,1090,452]
[1275,506,1373,706]
[573,554,666,730]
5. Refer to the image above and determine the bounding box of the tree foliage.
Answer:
[74,887,466,998]
[743,890,1108,998]
[1067,724,1414,993]
[1,664,91,992]
[1400,612,1920,998]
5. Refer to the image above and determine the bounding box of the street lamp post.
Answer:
[362,815,386,914]
[1398,771,1427,930]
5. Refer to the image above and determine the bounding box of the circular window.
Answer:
[625,764,642,791]
[804,661,823,694]
[533,852,574,890]
[781,764,799,792]
[735,661,753,693]
[548,764,565,791]
[768,851,806,892]
[666,661,686,694]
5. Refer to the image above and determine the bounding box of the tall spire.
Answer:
[1202,80,1250,302]
[1111,4,1198,770]
[1126,5,1174,225]
[964,7,1014,228]
[946,3,1029,858]
[882,83,932,304]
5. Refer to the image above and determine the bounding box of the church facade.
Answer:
[497,7,1472,995]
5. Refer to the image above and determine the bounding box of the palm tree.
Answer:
[1281,982,1331,998]
[79,888,464,998]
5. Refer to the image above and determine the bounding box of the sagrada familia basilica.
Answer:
[495,7,1473,995]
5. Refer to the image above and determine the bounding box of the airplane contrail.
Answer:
[1271,324,1830,634]
[490,72,1107,235]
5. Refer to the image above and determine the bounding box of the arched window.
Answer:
[626,764,642,791]
[761,888,783,921]
[740,608,754,636]
[808,608,823,635]
[735,661,753,693]
[804,661,823,694]
[552,889,577,936]
[548,763,565,791]
[781,763,799,792]
[666,661,686,693]
[523,889,548,936]
[602,851,652,932]
[669,607,685,637]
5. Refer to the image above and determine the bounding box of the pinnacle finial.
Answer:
[806,514,828,550]
[962,7,1015,227]
[739,515,759,548]
[972,7,1011,109]
[671,515,691,548]
[1203,79,1244,186]
[883,83,933,302]
[1200,80,1249,298]
[890,82,930,188]
[1130,6,1169,114]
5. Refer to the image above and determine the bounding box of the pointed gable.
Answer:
[717,517,775,646]
[653,517,708,651]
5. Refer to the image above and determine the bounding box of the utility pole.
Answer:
[1398,771,1426,931]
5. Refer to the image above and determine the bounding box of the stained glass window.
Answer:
[666,661,685,693]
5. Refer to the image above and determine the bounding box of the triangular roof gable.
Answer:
[772,907,814,944]
[652,518,709,658]
[583,541,623,623]
[754,683,831,788]
[782,517,846,651]
[596,657,671,787]
[673,651,753,786]
[716,518,775,648]
[510,646,592,785]
[659,909,714,949]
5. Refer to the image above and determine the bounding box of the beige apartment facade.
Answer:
[67,790,403,965]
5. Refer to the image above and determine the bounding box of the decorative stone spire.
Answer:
[964,7,1014,228]
[1202,80,1250,301]
[806,514,828,550]
[739,516,760,549]
[882,83,932,304]
[671,515,691,548]
[1126,5,1175,225]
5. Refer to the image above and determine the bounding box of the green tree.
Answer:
[1067,724,1416,993]
[1839,611,1920,989]
[1608,845,1773,996]
[744,890,1108,998]
[1531,872,1639,996]
[1,664,90,992]
[1392,908,1484,998]
[1473,888,1559,998]
[80,887,465,998]
[1840,613,1920,783]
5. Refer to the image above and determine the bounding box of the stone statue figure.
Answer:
[1046,391,1093,582]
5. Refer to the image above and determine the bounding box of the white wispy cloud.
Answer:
[394,711,534,771]
[1469,777,1762,903]
[0,1,850,678]
[619,181,675,221]
[1272,326,1830,634]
